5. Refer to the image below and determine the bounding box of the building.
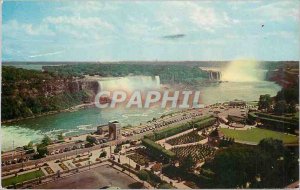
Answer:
[229,100,246,107]
[108,121,121,140]
[227,114,246,124]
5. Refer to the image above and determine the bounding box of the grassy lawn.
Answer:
[2,170,45,187]
[220,128,299,144]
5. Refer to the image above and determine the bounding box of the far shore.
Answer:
[1,102,96,124]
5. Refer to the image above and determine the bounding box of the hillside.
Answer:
[1,66,99,121]
[42,64,209,84]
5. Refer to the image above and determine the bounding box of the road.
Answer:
[2,109,203,172]
[2,105,248,173]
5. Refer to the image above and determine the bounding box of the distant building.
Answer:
[229,100,246,107]
[228,114,246,124]
[108,121,121,140]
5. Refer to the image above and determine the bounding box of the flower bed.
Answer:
[128,153,150,166]
[58,163,69,170]
[72,157,90,164]
[166,131,205,145]
[171,144,215,162]
[44,167,55,175]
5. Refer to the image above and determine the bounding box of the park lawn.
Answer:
[220,128,299,144]
[2,170,45,187]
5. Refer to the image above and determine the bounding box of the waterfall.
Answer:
[222,59,265,82]
[155,76,160,87]
[97,76,161,93]
[209,71,222,81]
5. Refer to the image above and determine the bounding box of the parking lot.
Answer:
[121,110,203,137]
[37,164,137,189]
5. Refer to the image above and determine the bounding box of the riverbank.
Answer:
[1,102,96,124]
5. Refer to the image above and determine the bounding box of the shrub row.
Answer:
[255,112,298,124]
[145,115,216,141]
[247,112,298,133]
[141,138,175,159]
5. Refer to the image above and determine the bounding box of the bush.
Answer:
[137,170,149,181]
[146,115,216,141]
[114,145,122,153]
[128,182,144,189]
[41,135,52,146]
[141,139,175,159]
[25,149,35,154]
[158,182,173,189]
[86,135,97,144]
[36,144,48,158]
[100,151,107,158]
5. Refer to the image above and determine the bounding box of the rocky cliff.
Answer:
[1,66,99,121]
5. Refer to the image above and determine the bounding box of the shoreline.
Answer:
[1,102,96,125]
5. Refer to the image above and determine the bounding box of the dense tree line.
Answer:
[2,67,90,121]
[202,138,298,188]
[43,64,209,84]
[162,138,298,188]
[258,83,298,115]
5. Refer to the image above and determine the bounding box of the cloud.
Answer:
[162,34,186,39]
[155,2,240,33]
[28,51,64,58]
[44,16,114,30]
[3,20,55,37]
[57,1,118,13]
[252,1,299,22]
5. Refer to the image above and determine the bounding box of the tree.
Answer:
[137,170,149,181]
[100,151,107,158]
[37,144,48,158]
[288,101,297,113]
[86,135,97,144]
[258,94,272,111]
[158,183,173,189]
[114,144,122,153]
[23,141,33,150]
[276,87,299,104]
[57,133,64,141]
[204,138,298,188]
[180,155,195,172]
[258,138,285,160]
[274,100,288,115]
[41,135,52,146]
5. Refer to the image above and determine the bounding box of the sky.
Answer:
[2,0,300,62]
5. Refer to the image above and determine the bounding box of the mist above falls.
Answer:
[222,59,265,82]
[98,76,161,92]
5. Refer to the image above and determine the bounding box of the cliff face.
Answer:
[266,68,299,88]
[1,66,99,121]
[43,79,99,100]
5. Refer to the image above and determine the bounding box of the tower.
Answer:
[108,121,121,140]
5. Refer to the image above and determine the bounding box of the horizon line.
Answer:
[2,60,300,63]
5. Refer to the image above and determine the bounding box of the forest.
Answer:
[2,67,91,121]
[43,64,209,84]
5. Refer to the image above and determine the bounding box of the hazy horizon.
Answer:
[2,60,299,63]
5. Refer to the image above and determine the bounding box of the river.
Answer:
[1,65,281,151]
